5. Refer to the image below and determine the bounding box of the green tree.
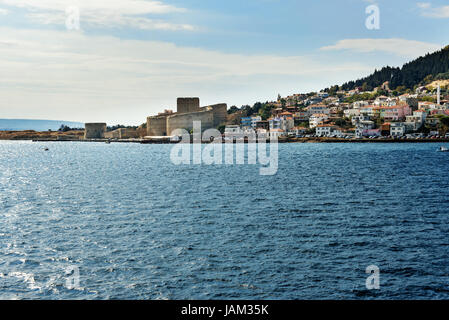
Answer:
[259,104,274,120]
[228,106,239,114]
[439,116,449,134]
[217,124,226,134]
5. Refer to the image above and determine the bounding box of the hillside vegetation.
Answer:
[339,45,449,91]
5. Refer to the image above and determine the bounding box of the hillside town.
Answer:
[225,80,449,140]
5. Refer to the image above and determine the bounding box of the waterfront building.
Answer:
[361,129,381,137]
[309,113,329,128]
[268,114,294,132]
[355,120,375,138]
[373,105,411,121]
[256,128,268,138]
[241,117,253,129]
[269,128,286,139]
[256,120,269,130]
[352,114,370,126]
[390,122,406,136]
[224,125,243,137]
[288,127,307,136]
[413,110,428,122]
[241,116,262,129]
[315,124,338,137]
[381,122,391,135]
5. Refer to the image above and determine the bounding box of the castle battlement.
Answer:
[147,98,227,136]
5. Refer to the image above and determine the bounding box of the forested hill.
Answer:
[338,45,449,91]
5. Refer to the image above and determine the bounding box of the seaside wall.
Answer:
[147,116,167,136]
[84,123,106,139]
[177,98,200,114]
[167,109,214,135]
[104,130,120,139]
[208,103,228,127]
[105,128,139,139]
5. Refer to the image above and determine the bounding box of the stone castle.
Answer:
[147,98,227,136]
[83,97,227,139]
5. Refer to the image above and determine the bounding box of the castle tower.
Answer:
[177,98,200,114]
[84,123,107,139]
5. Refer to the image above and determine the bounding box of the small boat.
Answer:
[44,147,49,151]
[105,139,111,144]
[438,146,449,152]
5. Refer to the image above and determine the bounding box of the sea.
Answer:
[0,141,448,299]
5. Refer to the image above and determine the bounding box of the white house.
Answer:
[294,111,309,121]
[413,110,427,122]
[269,129,286,139]
[256,128,268,139]
[315,124,339,137]
[352,100,370,109]
[224,125,243,138]
[268,116,294,132]
[309,113,329,128]
[344,108,361,118]
[355,120,375,138]
[307,105,330,116]
[360,106,375,117]
[352,114,370,126]
[390,122,406,136]
[251,116,262,128]
[288,127,307,136]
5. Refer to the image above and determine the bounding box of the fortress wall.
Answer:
[167,110,214,135]
[104,130,120,139]
[147,116,167,136]
[84,123,107,139]
[208,103,228,127]
[118,128,139,139]
[105,128,139,139]
[177,97,200,114]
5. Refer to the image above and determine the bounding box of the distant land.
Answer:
[0,119,84,131]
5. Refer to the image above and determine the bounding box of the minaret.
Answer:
[437,84,441,105]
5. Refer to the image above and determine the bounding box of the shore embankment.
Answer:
[27,137,449,144]
[1,130,449,144]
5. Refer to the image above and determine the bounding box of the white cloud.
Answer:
[0,0,195,31]
[0,7,8,15]
[416,2,449,18]
[416,2,431,9]
[0,27,370,124]
[321,38,442,58]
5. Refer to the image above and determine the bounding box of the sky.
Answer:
[0,0,448,125]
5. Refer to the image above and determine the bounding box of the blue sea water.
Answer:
[0,141,448,300]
